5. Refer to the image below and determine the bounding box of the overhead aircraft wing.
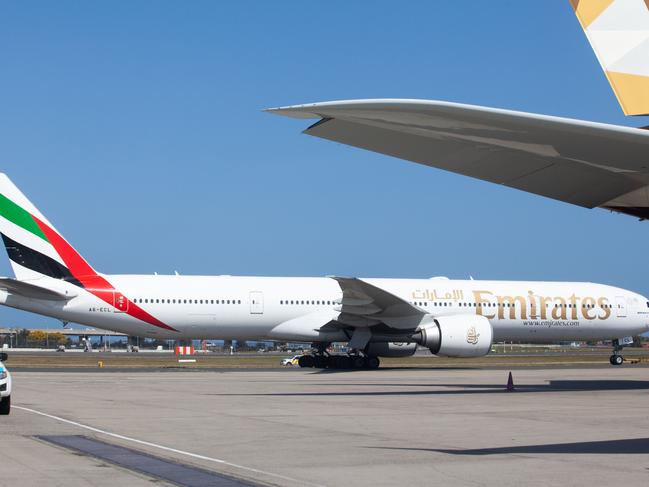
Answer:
[332,276,426,330]
[266,99,649,219]
[0,277,74,301]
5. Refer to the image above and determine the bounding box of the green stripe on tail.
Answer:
[0,194,48,242]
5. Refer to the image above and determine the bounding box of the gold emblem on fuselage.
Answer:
[466,326,479,345]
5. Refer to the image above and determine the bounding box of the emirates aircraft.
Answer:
[0,174,646,369]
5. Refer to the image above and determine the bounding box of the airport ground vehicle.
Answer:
[281,355,302,366]
[0,352,11,415]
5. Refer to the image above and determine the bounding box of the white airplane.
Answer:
[267,0,649,220]
[0,174,646,368]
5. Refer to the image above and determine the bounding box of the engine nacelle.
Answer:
[365,342,417,358]
[416,314,492,358]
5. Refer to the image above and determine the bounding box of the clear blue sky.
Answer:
[1,2,648,329]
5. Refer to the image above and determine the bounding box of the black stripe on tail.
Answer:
[1,233,82,287]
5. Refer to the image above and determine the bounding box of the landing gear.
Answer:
[609,339,625,366]
[297,353,380,370]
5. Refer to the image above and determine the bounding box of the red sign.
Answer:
[113,292,128,312]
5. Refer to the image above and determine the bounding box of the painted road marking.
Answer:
[39,435,255,487]
[16,406,324,487]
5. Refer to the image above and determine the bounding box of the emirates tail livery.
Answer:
[0,175,646,368]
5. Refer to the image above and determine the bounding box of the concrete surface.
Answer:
[2,366,649,486]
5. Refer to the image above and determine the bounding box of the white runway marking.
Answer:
[16,405,324,487]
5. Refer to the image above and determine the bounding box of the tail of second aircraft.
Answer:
[0,173,96,285]
[570,0,649,116]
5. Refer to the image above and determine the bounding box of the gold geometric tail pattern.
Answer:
[570,0,649,115]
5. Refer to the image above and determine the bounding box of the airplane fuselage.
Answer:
[3,274,648,344]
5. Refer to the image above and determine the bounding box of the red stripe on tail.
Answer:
[32,216,178,332]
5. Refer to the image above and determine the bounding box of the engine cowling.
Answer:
[365,342,417,358]
[416,314,492,357]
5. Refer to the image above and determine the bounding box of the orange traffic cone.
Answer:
[506,371,515,392]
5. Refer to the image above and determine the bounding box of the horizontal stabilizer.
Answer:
[0,277,75,301]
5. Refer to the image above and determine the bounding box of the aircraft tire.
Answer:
[352,356,366,369]
[610,354,624,366]
[313,355,327,369]
[330,356,343,369]
[298,355,314,368]
[366,356,380,369]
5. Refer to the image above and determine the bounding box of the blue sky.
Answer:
[1,1,648,329]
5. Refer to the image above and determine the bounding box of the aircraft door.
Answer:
[615,296,627,318]
[250,291,264,314]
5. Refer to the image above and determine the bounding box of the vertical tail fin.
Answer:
[0,174,178,332]
[570,0,649,115]
[0,174,95,283]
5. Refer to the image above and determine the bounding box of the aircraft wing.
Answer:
[266,99,649,219]
[332,276,426,330]
[0,277,74,301]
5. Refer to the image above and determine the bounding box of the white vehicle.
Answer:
[0,175,646,370]
[267,1,649,221]
[281,355,301,366]
[0,352,11,415]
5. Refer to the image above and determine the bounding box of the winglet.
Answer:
[570,0,649,116]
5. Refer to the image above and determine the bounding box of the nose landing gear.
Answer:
[609,338,631,366]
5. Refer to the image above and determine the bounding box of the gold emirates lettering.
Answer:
[472,290,611,320]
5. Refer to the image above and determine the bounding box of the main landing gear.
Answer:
[609,338,625,366]
[297,354,380,370]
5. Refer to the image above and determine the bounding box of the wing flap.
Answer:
[332,277,425,330]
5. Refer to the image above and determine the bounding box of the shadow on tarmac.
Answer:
[205,379,649,397]
[368,437,649,455]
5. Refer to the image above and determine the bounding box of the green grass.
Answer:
[6,348,649,369]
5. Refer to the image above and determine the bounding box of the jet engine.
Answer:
[365,342,417,358]
[415,314,492,357]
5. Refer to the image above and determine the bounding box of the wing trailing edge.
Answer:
[266,99,649,219]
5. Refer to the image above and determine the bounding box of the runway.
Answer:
[3,366,649,486]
